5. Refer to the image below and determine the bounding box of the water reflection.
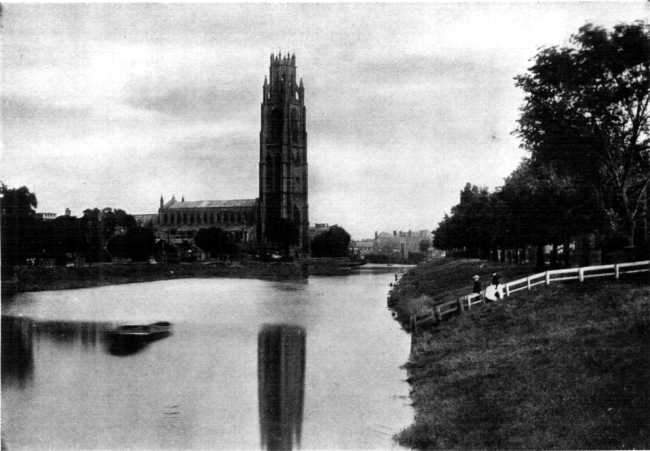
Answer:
[2,316,34,388]
[36,319,108,348]
[1,315,175,387]
[258,324,306,451]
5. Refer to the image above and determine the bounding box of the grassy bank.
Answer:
[393,260,650,449]
[2,261,307,294]
[388,258,535,330]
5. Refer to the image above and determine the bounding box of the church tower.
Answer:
[259,53,309,253]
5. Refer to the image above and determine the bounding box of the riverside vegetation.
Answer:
[389,258,650,449]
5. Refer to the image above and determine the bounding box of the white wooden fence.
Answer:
[426,260,650,324]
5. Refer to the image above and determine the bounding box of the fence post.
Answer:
[505,283,510,297]
[545,271,550,285]
[615,264,620,279]
[435,306,442,323]
[466,295,472,310]
[457,297,465,313]
[579,268,584,282]
[527,276,531,290]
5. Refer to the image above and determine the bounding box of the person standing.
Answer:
[472,275,482,294]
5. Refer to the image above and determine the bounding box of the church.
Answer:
[137,53,309,254]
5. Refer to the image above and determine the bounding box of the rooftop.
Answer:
[163,198,257,209]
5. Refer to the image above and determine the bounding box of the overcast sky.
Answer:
[2,3,648,239]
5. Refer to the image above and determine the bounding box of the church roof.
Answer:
[164,198,257,209]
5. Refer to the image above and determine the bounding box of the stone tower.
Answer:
[259,53,309,253]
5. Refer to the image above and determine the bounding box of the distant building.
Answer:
[37,212,57,221]
[154,196,257,245]
[372,229,432,259]
[308,223,330,239]
[350,238,375,256]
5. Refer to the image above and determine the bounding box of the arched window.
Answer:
[210,212,214,223]
[270,108,283,141]
[291,109,299,141]
[183,213,187,225]
[293,205,301,225]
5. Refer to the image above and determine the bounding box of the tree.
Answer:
[1,184,41,272]
[42,215,86,264]
[81,208,138,262]
[106,227,154,261]
[311,225,351,258]
[498,160,603,266]
[418,239,431,253]
[195,227,237,258]
[433,183,508,258]
[515,22,650,248]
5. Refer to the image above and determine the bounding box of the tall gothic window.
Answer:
[291,109,299,141]
[270,108,283,141]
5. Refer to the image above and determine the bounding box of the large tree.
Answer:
[433,183,508,258]
[195,227,237,258]
[311,225,351,258]
[81,208,137,262]
[515,22,650,248]
[1,184,41,272]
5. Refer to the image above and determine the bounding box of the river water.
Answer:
[2,266,412,450]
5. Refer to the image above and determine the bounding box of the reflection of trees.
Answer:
[2,316,34,388]
[1,316,116,388]
[35,320,109,348]
[258,324,306,451]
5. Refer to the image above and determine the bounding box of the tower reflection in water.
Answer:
[257,324,306,451]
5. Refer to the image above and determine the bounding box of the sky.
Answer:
[2,2,648,239]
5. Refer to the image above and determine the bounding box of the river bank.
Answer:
[1,258,372,295]
[1,261,307,295]
[390,258,650,449]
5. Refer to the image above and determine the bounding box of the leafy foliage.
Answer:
[435,22,650,257]
[515,21,650,246]
[195,227,239,257]
[1,184,40,272]
[106,227,154,261]
[311,225,351,257]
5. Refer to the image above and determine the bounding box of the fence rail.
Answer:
[412,260,649,328]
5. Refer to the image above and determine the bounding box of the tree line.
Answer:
[0,183,155,272]
[1,182,353,277]
[434,22,649,265]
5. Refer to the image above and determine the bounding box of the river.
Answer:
[2,266,413,450]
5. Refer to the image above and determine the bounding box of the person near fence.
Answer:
[472,275,482,294]
[485,273,504,302]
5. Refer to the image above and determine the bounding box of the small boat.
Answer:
[105,321,173,356]
[109,321,172,339]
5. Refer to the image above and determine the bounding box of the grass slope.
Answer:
[397,279,650,449]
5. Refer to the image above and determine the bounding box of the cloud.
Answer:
[1,95,92,122]
[127,84,258,122]
[356,53,509,85]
